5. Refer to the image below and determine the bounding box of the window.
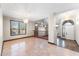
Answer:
[10,20,26,36]
[19,21,26,35]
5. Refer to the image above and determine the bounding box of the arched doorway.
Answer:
[62,20,74,40]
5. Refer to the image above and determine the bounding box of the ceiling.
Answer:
[1,3,79,21]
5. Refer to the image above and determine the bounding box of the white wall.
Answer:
[75,16,79,45]
[3,16,34,41]
[0,8,3,56]
[48,14,57,43]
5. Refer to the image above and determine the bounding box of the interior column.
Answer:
[48,13,57,43]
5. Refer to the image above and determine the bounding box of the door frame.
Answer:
[62,20,74,40]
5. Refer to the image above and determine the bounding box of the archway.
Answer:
[62,20,74,40]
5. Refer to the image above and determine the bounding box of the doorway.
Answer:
[34,19,48,40]
[62,20,74,40]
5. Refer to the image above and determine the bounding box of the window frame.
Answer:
[10,20,26,36]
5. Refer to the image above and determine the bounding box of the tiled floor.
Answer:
[2,37,79,56]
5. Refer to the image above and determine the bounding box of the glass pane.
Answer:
[10,20,19,36]
[19,22,26,35]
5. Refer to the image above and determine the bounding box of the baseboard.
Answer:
[74,40,79,46]
[36,36,48,40]
[48,42,56,45]
[3,36,34,42]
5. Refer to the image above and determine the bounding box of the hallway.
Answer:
[2,37,79,56]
